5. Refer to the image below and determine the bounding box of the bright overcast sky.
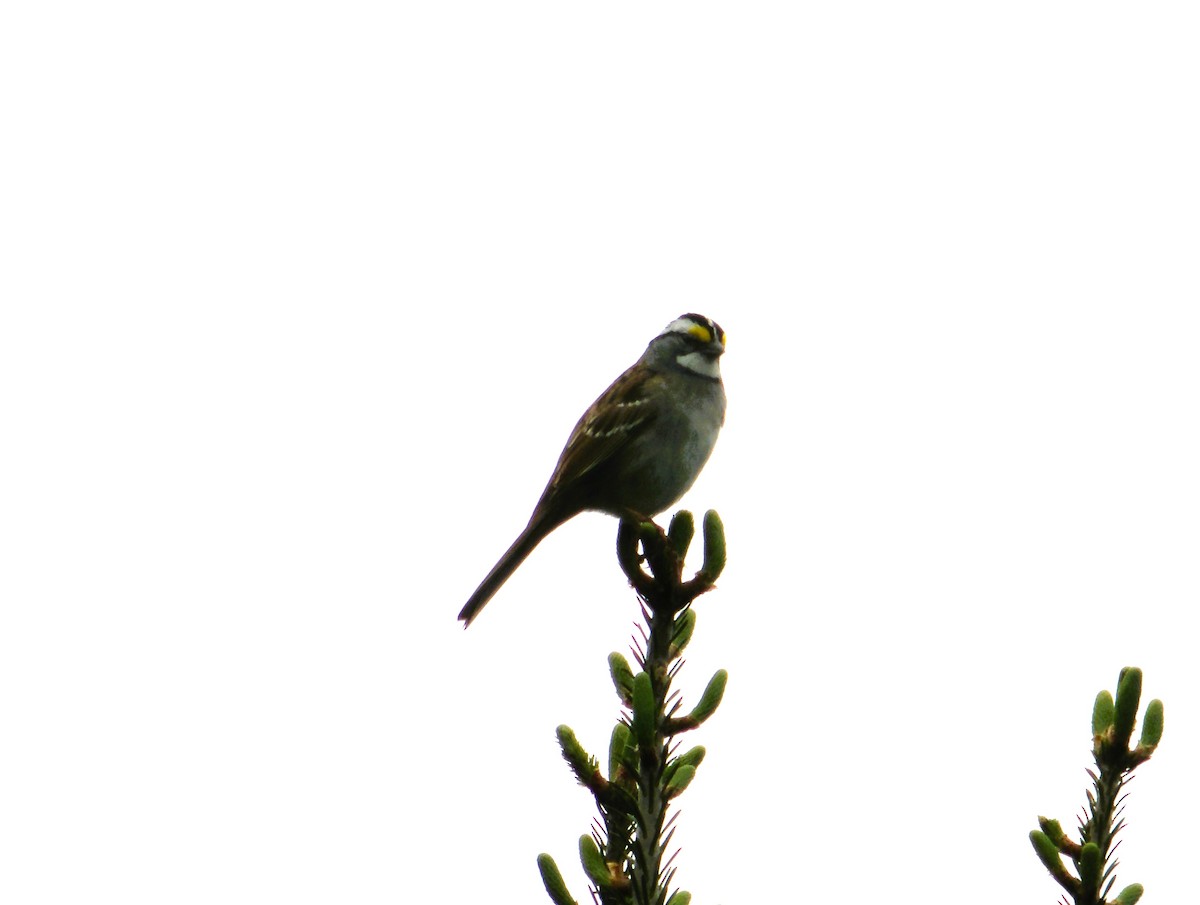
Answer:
[3,3,1198,903]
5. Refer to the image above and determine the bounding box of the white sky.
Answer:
[3,2,1198,902]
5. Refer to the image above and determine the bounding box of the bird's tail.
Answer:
[458,511,568,627]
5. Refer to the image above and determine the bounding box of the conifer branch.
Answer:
[538,511,727,905]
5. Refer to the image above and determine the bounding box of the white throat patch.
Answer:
[676,350,722,378]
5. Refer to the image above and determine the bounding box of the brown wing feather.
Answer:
[544,367,663,496]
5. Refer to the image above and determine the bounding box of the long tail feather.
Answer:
[458,512,569,627]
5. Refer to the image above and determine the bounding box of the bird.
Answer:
[459,313,726,627]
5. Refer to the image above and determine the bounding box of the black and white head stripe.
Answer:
[661,313,726,348]
[660,313,725,378]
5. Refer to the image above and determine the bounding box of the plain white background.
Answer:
[3,2,1197,902]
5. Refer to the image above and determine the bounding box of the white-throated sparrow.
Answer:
[459,313,726,626]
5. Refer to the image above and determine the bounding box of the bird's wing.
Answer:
[545,367,663,494]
